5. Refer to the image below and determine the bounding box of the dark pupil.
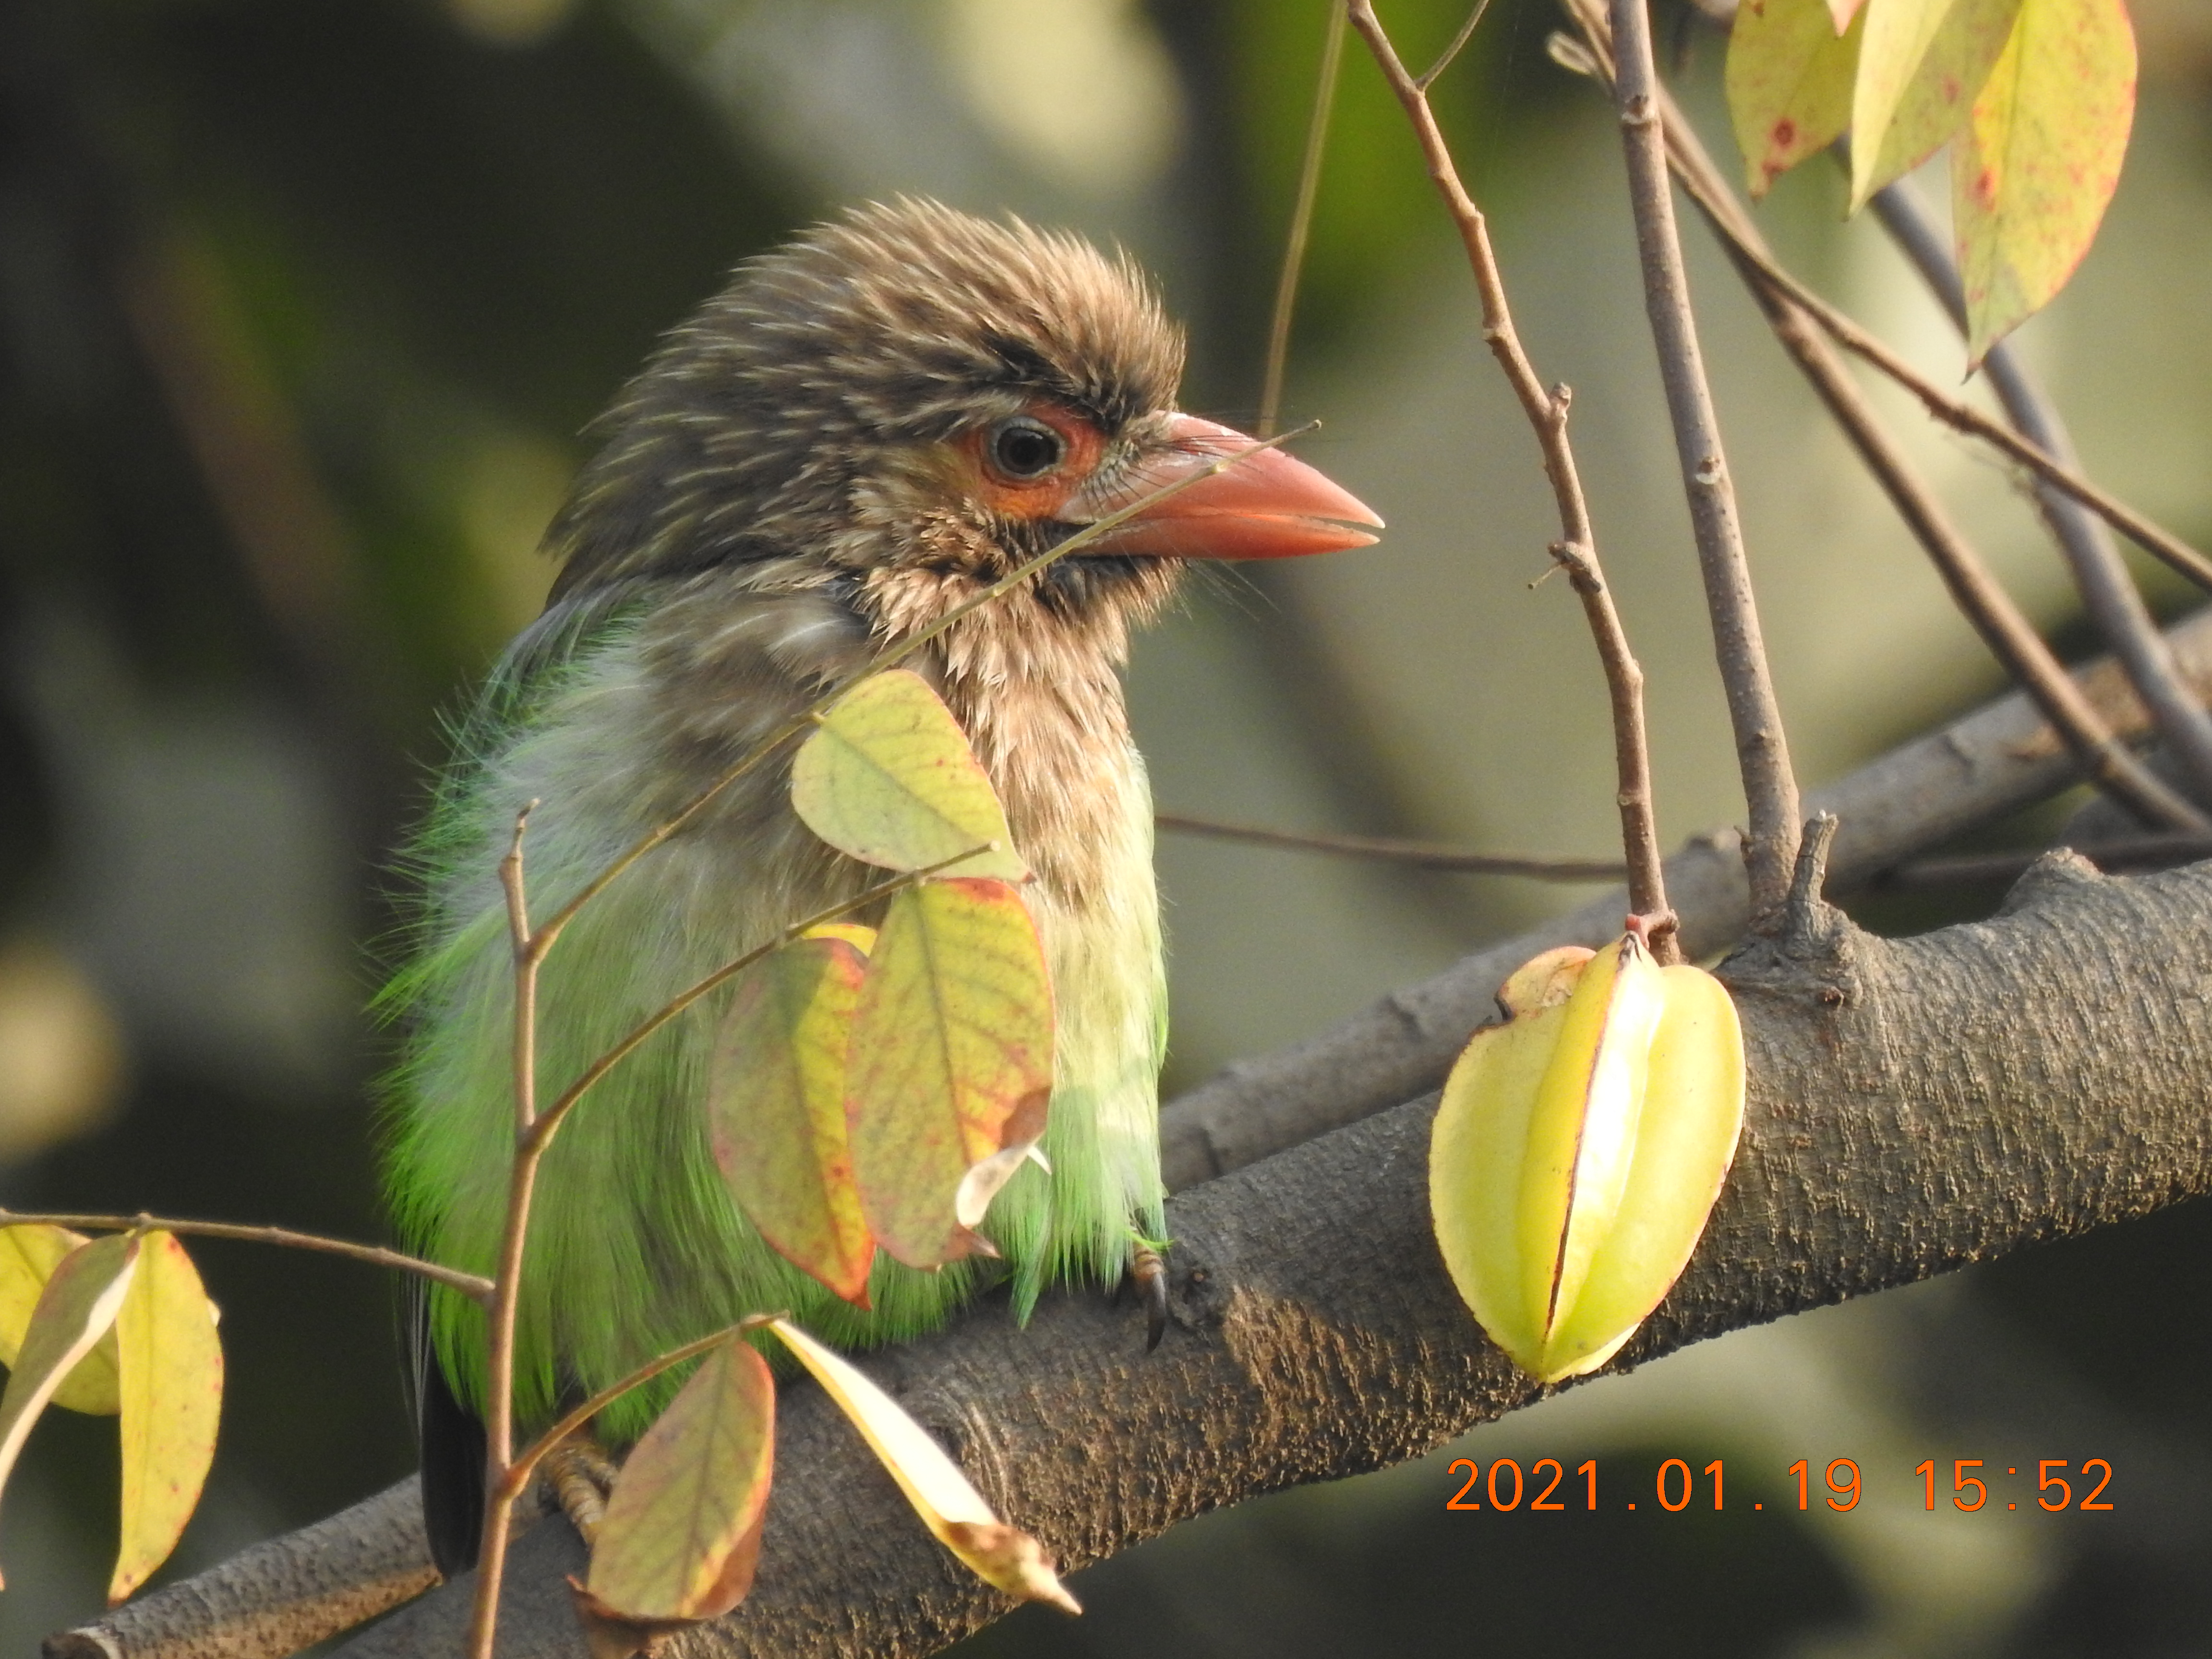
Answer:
[994,422,1062,478]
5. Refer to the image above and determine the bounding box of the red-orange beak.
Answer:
[1063,414,1383,560]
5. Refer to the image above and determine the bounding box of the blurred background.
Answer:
[2,0,2211,1650]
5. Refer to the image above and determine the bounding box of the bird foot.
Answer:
[1129,1241,1169,1351]
[541,1430,621,1546]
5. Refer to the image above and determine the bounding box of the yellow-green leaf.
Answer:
[1430,937,1746,1384]
[110,1231,223,1603]
[768,1318,1078,1613]
[0,1232,139,1586]
[1728,0,1865,197]
[845,878,1054,1269]
[791,670,1025,881]
[1954,0,2135,361]
[1851,0,2022,207]
[585,1339,775,1621]
[710,935,876,1307]
[0,1224,120,1415]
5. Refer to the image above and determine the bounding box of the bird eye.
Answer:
[986,416,1066,482]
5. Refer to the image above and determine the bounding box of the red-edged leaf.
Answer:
[1851,0,2022,207]
[710,935,876,1306]
[0,1232,139,1587]
[1829,0,1868,30]
[846,878,1054,1269]
[1954,0,2135,361]
[1728,0,1865,197]
[110,1231,224,1603]
[584,1339,776,1621]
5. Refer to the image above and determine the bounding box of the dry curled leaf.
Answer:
[768,1318,1079,1613]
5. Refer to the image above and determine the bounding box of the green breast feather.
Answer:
[381,620,1167,1443]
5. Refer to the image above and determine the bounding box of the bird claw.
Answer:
[1130,1244,1169,1351]
[541,1430,620,1546]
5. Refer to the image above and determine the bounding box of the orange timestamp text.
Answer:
[1444,1456,2115,1513]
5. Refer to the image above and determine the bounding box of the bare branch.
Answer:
[1155,812,1625,878]
[1868,175,2212,810]
[1346,0,1674,954]
[1883,832,2212,889]
[1542,24,2210,832]
[1557,108,2212,596]
[1159,601,2212,1188]
[0,1211,493,1303]
[1605,0,1801,917]
[1416,0,1494,89]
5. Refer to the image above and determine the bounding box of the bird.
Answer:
[379,198,1382,1574]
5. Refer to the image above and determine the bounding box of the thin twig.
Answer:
[1347,0,1676,957]
[1418,0,1495,89]
[1868,175,2212,810]
[1257,1,1346,438]
[1566,120,2212,598]
[0,1211,494,1303]
[469,806,547,1659]
[525,424,1322,962]
[1552,10,2204,831]
[1604,0,1801,920]
[1155,811,1625,878]
[1546,18,2206,831]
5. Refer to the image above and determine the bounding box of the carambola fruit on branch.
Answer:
[1429,931,1745,1384]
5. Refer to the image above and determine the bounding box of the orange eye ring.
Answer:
[963,405,1104,519]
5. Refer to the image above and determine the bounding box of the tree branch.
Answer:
[1606,0,1801,918]
[1867,175,2212,810]
[1161,601,2212,1186]
[1546,14,2208,834]
[1255,0,1346,440]
[325,854,2212,1657]
[1575,102,2212,598]
[1347,0,1674,950]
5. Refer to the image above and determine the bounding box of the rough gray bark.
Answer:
[314,854,2212,1658]
[41,1480,438,1659]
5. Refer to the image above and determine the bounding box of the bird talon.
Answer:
[1131,1244,1169,1351]
[541,1431,620,1546]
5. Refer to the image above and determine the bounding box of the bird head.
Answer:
[541,199,1380,644]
